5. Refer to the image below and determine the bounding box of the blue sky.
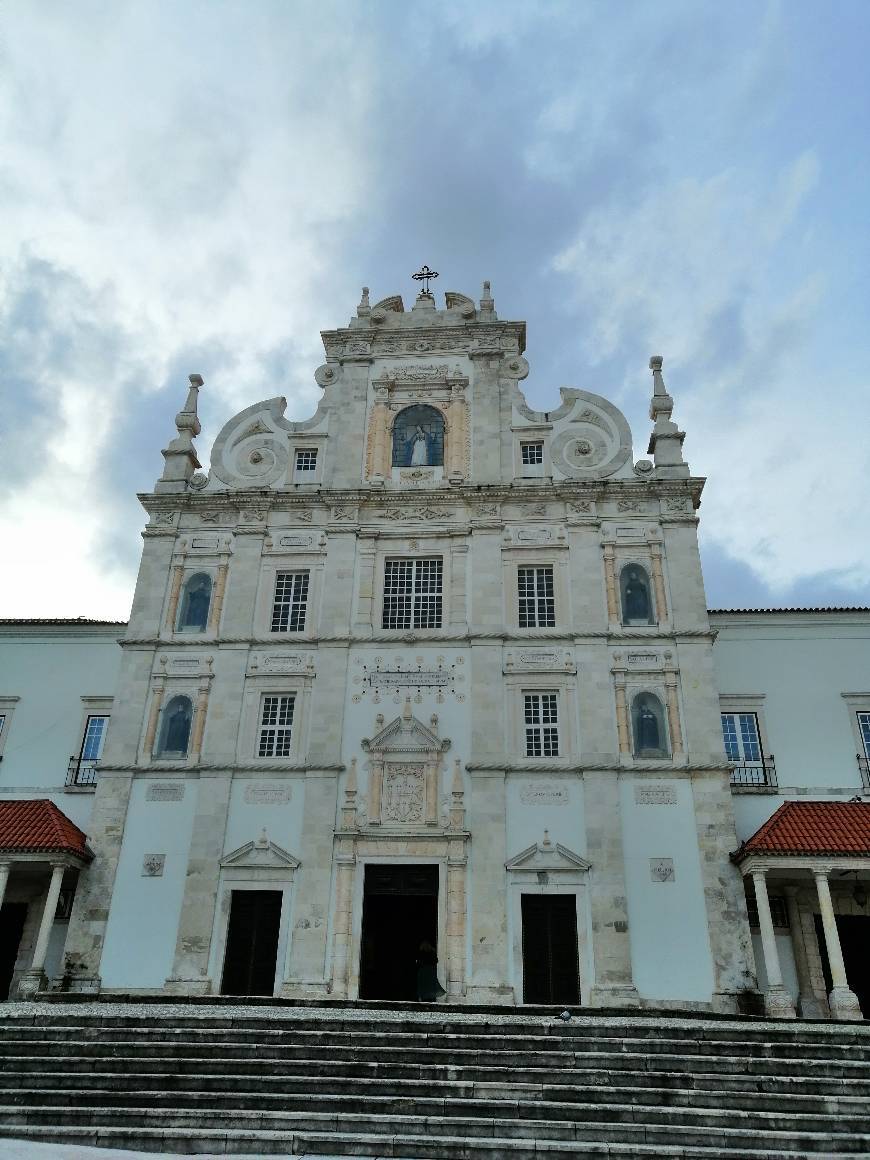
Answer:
[1,0,868,617]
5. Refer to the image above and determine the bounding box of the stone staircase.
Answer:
[0,999,869,1158]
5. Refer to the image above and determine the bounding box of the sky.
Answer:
[1,0,869,619]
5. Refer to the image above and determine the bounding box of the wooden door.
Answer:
[521,893,580,1005]
[220,890,282,996]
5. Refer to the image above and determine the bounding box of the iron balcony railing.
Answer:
[858,755,870,792]
[729,755,777,790]
[66,757,98,788]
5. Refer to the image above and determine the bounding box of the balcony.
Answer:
[66,757,98,789]
[729,756,777,792]
[858,755,870,792]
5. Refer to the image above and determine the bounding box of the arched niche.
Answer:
[620,563,654,626]
[631,692,669,758]
[178,573,212,632]
[157,694,193,758]
[391,404,445,468]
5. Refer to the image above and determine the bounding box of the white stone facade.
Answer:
[4,285,865,1017]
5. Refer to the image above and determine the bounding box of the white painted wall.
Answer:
[100,778,197,988]
[620,776,715,1001]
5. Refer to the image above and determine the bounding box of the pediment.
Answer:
[221,829,300,871]
[362,703,450,755]
[506,834,591,873]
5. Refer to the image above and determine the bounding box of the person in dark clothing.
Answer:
[416,939,446,1002]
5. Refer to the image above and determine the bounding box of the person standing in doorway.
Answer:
[416,939,445,1002]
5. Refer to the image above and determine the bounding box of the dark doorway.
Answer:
[220,890,282,996]
[0,903,28,1000]
[360,864,438,1000]
[521,893,580,1005]
[814,913,869,1016]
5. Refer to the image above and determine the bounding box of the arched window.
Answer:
[392,405,445,468]
[178,573,212,632]
[620,564,654,625]
[157,695,193,758]
[631,692,669,758]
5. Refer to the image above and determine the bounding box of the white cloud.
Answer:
[552,151,870,593]
[0,2,379,617]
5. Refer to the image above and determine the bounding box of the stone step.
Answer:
[4,1026,867,1062]
[4,1073,867,1115]
[4,1047,867,1081]
[3,1064,868,1102]
[0,1124,853,1160]
[4,1086,868,1136]
[2,1104,868,1153]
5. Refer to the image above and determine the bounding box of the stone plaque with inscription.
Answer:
[635,785,677,806]
[519,784,569,806]
[244,783,292,805]
[146,783,184,802]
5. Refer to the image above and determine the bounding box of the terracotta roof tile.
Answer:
[735,801,870,859]
[0,800,92,860]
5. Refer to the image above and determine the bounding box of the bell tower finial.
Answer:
[646,356,689,478]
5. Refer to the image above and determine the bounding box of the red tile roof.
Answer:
[0,800,93,860]
[735,801,870,859]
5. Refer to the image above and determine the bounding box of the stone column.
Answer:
[751,870,796,1017]
[602,544,619,624]
[0,861,11,910]
[208,561,229,633]
[142,677,166,761]
[330,846,356,999]
[446,841,467,999]
[369,756,384,824]
[613,674,631,754]
[784,886,822,1018]
[425,759,439,826]
[165,772,233,994]
[664,665,684,756]
[649,543,668,622]
[354,535,378,632]
[448,540,468,629]
[585,770,638,1006]
[813,869,862,1020]
[165,561,185,631]
[19,863,66,995]
[188,670,212,764]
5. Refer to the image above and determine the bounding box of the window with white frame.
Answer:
[524,692,559,757]
[271,571,309,632]
[520,442,543,466]
[0,697,18,760]
[857,712,870,759]
[258,694,295,757]
[382,558,443,629]
[518,565,555,627]
[294,448,318,474]
[80,715,109,762]
[720,711,761,762]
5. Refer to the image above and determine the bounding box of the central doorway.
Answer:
[359,864,438,1000]
[220,890,282,996]
[521,893,580,1005]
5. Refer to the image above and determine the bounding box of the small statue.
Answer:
[409,425,429,466]
[624,569,650,621]
[637,704,660,752]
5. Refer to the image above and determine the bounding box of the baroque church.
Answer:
[1,277,868,1021]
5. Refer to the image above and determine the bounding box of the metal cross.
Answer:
[412,265,439,295]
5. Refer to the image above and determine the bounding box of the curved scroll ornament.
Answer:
[548,391,633,480]
[210,398,290,488]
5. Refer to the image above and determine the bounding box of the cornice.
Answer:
[101,762,345,775]
[120,628,716,648]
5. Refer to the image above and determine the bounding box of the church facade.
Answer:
[51,281,759,1011]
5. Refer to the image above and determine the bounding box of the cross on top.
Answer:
[412,265,439,295]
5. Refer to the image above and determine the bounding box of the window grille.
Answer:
[258,695,295,757]
[746,893,789,929]
[271,571,309,632]
[295,449,317,473]
[382,558,443,629]
[721,712,761,762]
[518,566,555,627]
[520,442,543,465]
[524,692,559,757]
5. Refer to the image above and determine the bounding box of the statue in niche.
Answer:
[410,426,429,466]
[622,566,651,622]
[180,574,211,631]
[392,404,444,468]
[637,704,660,751]
[159,696,192,756]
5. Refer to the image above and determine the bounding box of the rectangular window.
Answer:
[721,712,761,762]
[295,448,317,473]
[271,571,309,632]
[518,565,555,627]
[258,695,295,757]
[524,692,559,757]
[382,558,443,629]
[520,441,543,466]
[857,712,870,759]
[80,715,109,761]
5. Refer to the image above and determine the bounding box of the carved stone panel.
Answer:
[383,763,425,823]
